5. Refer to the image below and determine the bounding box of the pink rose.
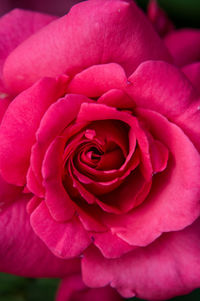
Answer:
[0,0,200,300]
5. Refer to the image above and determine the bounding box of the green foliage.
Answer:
[0,273,59,301]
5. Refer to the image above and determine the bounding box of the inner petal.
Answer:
[97,147,125,170]
[80,146,103,168]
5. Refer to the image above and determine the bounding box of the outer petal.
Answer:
[82,218,200,300]
[126,60,197,120]
[30,202,91,259]
[56,274,123,301]
[182,62,200,95]
[0,197,80,277]
[175,98,200,152]
[0,174,23,208]
[3,0,171,94]
[151,60,200,152]
[0,75,68,186]
[164,29,200,66]
[0,9,55,80]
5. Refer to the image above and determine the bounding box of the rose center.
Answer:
[86,147,103,162]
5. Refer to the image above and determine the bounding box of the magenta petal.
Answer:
[56,274,123,301]
[30,202,91,259]
[82,218,200,300]
[175,99,200,152]
[27,195,42,215]
[75,202,108,233]
[0,174,23,207]
[149,138,169,173]
[29,93,90,194]
[0,9,55,82]
[92,231,135,259]
[0,197,80,277]
[98,89,135,110]
[101,169,151,214]
[26,167,45,198]
[77,102,152,181]
[102,109,200,247]
[0,76,68,186]
[3,0,171,94]
[182,62,200,95]
[164,29,200,66]
[42,136,75,221]
[127,60,197,120]
[67,63,127,97]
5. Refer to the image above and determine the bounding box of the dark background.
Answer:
[0,0,200,28]
[0,0,200,300]
[136,0,200,28]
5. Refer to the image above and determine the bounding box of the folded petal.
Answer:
[126,60,197,120]
[30,201,91,259]
[98,88,135,110]
[82,218,200,300]
[56,274,123,301]
[67,63,127,98]
[3,0,171,94]
[42,136,75,221]
[0,197,80,277]
[28,94,90,196]
[92,231,135,259]
[0,75,68,186]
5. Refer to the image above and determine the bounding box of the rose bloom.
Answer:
[0,0,200,300]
